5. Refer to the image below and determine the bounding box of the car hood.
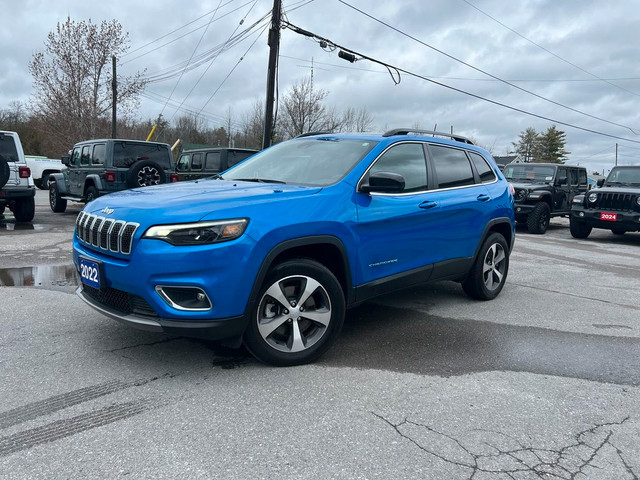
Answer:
[84,179,323,223]
[593,185,640,193]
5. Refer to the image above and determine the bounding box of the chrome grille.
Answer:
[76,212,139,255]
[593,192,639,212]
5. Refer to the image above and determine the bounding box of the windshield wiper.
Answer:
[234,178,287,184]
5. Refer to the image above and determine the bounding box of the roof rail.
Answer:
[295,131,330,138]
[382,128,474,145]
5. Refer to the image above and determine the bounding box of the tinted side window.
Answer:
[205,152,221,171]
[191,153,203,171]
[228,151,254,168]
[80,146,91,166]
[0,135,18,161]
[469,152,496,183]
[177,155,190,172]
[92,144,106,165]
[368,143,428,193]
[430,145,475,189]
[556,168,567,184]
[71,148,81,167]
[577,169,587,186]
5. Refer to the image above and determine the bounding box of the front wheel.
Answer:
[462,232,509,300]
[569,217,591,239]
[243,258,345,366]
[527,202,550,234]
[611,227,626,235]
[49,182,67,213]
[85,186,99,203]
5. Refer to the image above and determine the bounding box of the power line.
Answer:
[121,0,257,64]
[335,0,639,135]
[460,0,640,98]
[282,21,640,145]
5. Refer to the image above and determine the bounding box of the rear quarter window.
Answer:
[469,152,497,183]
[0,135,19,162]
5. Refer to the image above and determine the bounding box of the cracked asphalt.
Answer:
[0,190,639,479]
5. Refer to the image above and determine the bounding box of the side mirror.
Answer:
[61,156,70,166]
[361,171,405,193]
[597,179,605,187]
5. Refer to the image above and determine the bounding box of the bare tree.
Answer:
[341,106,375,132]
[29,17,146,152]
[236,99,266,149]
[279,76,331,139]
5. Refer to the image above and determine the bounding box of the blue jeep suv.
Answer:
[73,129,515,366]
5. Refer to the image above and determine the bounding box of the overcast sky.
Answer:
[1,0,639,174]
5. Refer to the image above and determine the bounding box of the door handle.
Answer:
[476,194,491,202]
[419,201,438,209]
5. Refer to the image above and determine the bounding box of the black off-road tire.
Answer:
[12,196,35,222]
[0,156,10,188]
[49,182,67,213]
[527,202,551,234]
[611,227,626,235]
[126,160,166,188]
[569,217,592,239]
[243,258,345,366]
[462,232,510,301]
[85,186,99,203]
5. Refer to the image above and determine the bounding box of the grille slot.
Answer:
[595,192,638,211]
[75,213,139,255]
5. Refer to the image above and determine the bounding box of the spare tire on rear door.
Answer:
[0,156,10,188]
[126,160,166,188]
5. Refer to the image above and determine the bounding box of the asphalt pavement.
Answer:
[0,189,638,479]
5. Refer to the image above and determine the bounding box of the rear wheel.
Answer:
[462,233,509,300]
[526,202,550,234]
[49,182,67,213]
[243,258,345,366]
[12,196,35,222]
[569,217,591,239]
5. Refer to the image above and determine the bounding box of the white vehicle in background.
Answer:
[24,155,65,189]
[0,130,36,221]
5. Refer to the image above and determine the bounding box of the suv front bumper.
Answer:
[571,207,640,231]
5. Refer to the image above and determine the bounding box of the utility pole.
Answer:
[615,143,618,166]
[111,55,117,139]
[262,0,281,150]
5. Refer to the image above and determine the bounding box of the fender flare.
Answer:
[49,172,69,194]
[85,174,104,192]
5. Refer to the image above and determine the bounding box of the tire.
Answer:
[462,232,509,301]
[38,173,52,190]
[49,182,67,213]
[12,196,35,222]
[85,186,99,203]
[569,217,591,239]
[0,204,5,215]
[526,202,550,234]
[0,156,9,189]
[35,179,44,189]
[611,228,626,235]
[243,258,345,366]
[126,160,166,188]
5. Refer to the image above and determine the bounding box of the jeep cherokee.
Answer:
[72,129,515,366]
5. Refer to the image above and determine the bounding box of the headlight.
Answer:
[636,196,640,207]
[588,192,598,203]
[143,219,248,246]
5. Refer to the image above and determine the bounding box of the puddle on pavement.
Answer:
[0,265,77,287]
[0,221,46,231]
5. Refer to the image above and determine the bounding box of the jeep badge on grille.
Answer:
[101,206,114,215]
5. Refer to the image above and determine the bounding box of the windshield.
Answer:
[223,138,377,186]
[503,164,556,182]
[605,167,640,186]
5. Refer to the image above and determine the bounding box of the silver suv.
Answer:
[0,131,36,222]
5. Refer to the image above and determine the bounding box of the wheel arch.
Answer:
[84,175,104,193]
[245,236,354,318]
[475,218,515,258]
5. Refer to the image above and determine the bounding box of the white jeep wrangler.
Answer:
[0,131,36,222]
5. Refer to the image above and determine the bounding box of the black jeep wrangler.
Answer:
[48,139,177,213]
[570,165,640,238]
[503,163,588,234]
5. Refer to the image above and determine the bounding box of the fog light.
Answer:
[155,286,212,311]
